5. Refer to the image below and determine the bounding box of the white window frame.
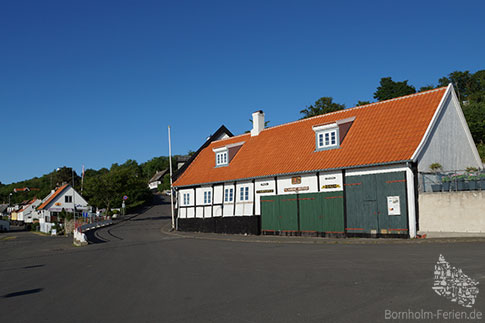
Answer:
[214,149,228,167]
[313,123,339,150]
[224,188,234,202]
[203,191,212,204]
[239,186,249,201]
[183,193,191,206]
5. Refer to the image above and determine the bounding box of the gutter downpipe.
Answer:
[405,161,417,238]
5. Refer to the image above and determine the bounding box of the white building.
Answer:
[36,184,90,223]
[173,85,482,238]
[17,198,42,223]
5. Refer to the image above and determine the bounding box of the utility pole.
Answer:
[72,168,76,233]
[168,126,175,230]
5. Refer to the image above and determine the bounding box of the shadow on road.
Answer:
[85,230,107,244]
[3,288,44,298]
[130,215,171,222]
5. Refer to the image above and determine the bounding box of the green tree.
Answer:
[300,97,345,119]
[419,85,435,92]
[438,71,475,101]
[356,100,371,106]
[373,77,416,101]
[462,102,485,145]
[84,160,151,212]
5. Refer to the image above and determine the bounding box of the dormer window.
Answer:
[215,149,228,166]
[212,141,245,167]
[313,123,339,150]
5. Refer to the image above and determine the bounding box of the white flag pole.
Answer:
[168,126,175,230]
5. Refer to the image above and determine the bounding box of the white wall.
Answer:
[47,187,89,212]
[416,90,482,172]
[214,185,223,204]
[235,181,253,216]
[318,171,343,192]
[222,183,235,216]
[277,174,318,195]
[178,188,195,218]
[254,178,276,215]
[419,192,485,233]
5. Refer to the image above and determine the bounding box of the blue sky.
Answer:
[1,0,484,184]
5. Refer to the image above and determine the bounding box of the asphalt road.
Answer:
[1,194,484,322]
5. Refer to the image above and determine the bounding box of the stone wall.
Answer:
[419,191,485,233]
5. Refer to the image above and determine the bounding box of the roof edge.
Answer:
[411,84,451,162]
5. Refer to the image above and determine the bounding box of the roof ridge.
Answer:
[263,86,448,132]
[211,132,250,144]
[207,87,447,144]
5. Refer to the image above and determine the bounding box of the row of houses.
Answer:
[5,184,89,228]
[172,85,483,238]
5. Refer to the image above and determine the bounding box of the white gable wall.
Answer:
[416,88,482,172]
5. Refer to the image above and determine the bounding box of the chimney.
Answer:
[251,110,265,137]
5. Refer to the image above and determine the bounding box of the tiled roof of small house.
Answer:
[173,87,448,187]
[18,198,37,212]
[37,184,69,210]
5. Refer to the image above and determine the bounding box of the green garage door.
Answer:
[261,192,344,234]
[261,194,298,232]
[299,192,344,233]
[345,172,408,235]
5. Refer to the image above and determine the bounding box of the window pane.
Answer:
[325,133,330,145]
[331,131,336,145]
[319,134,323,147]
[240,187,244,200]
[245,187,249,200]
[230,188,233,201]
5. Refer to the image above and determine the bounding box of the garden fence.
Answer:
[419,170,485,193]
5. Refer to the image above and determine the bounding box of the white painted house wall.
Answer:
[22,200,42,223]
[415,87,482,172]
[277,174,318,195]
[222,183,236,216]
[176,164,418,238]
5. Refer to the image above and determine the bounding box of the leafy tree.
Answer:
[419,85,435,92]
[356,100,371,106]
[462,102,485,145]
[300,97,345,119]
[373,77,416,101]
[438,71,475,101]
[84,160,151,212]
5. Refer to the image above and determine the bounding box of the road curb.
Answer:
[160,222,485,245]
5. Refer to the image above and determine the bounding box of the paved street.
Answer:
[1,194,484,322]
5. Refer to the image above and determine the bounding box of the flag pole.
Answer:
[81,164,85,195]
[168,126,175,230]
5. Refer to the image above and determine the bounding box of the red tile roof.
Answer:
[173,87,448,187]
[37,184,69,210]
[18,198,37,212]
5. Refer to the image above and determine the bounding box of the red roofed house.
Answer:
[37,184,89,223]
[173,85,482,238]
[17,198,41,223]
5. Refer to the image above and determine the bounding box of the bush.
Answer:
[30,222,40,231]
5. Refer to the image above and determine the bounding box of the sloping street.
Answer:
[1,194,484,322]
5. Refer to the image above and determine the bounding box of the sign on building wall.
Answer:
[387,196,401,215]
[291,176,301,185]
[320,172,343,192]
[256,189,274,194]
[284,186,309,192]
